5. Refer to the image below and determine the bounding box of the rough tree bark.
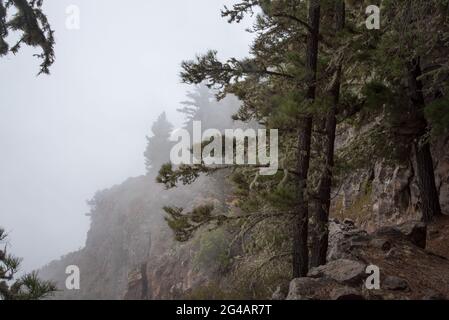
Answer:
[407,58,442,223]
[293,0,320,278]
[310,0,345,268]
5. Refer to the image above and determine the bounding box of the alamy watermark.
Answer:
[64,4,380,31]
[65,265,80,290]
[366,5,380,30]
[365,264,381,290]
[170,121,279,176]
[65,5,80,30]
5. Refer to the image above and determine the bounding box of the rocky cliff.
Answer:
[39,126,449,300]
[39,173,228,299]
[332,123,449,230]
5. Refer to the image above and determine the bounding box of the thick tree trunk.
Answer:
[310,0,345,268]
[407,58,442,223]
[293,0,320,278]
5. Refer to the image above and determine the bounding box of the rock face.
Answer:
[39,174,227,300]
[332,126,449,230]
[40,176,160,300]
[287,219,449,300]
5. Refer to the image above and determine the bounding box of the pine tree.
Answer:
[165,0,336,278]
[0,227,56,300]
[177,84,214,129]
[310,0,345,269]
[159,0,449,282]
[0,0,55,74]
[291,0,321,277]
[366,0,449,222]
[143,112,174,175]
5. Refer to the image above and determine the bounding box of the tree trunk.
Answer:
[407,58,442,223]
[293,117,312,277]
[310,0,345,268]
[293,0,320,278]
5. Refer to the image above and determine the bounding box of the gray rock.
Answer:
[330,287,364,300]
[308,259,367,285]
[395,221,427,249]
[332,131,449,230]
[383,276,409,291]
[376,221,427,249]
[327,219,368,261]
[286,278,324,300]
[370,238,392,251]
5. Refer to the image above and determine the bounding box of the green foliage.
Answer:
[0,227,56,300]
[160,0,449,293]
[361,81,395,111]
[181,51,245,95]
[193,229,231,273]
[266,184,298,209]
[157,163,209,189]
[9,271,57,300]
[164,205,224,242]
[183,282,234,300]
[425,97,449,136]
[0,0,55,74]
[221,0,257,24]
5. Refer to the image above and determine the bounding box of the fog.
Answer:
[0,0,254,273]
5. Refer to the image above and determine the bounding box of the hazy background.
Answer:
[0,0,254,273]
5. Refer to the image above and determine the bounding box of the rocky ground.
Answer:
[283,216,449,300]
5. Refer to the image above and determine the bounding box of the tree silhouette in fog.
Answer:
[144,112,174,174]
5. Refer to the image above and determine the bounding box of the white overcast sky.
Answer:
[0,0,254,273]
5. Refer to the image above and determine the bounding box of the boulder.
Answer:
[395,221,427,249]
[286,278,327,300]
[327,219,368,261]
[369,238,392,251]
[287,276,366,300]
[308,259,367,285]
[383,276,409,291]
[376,221,427,249]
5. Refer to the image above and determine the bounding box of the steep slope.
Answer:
[39,173,226,299]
